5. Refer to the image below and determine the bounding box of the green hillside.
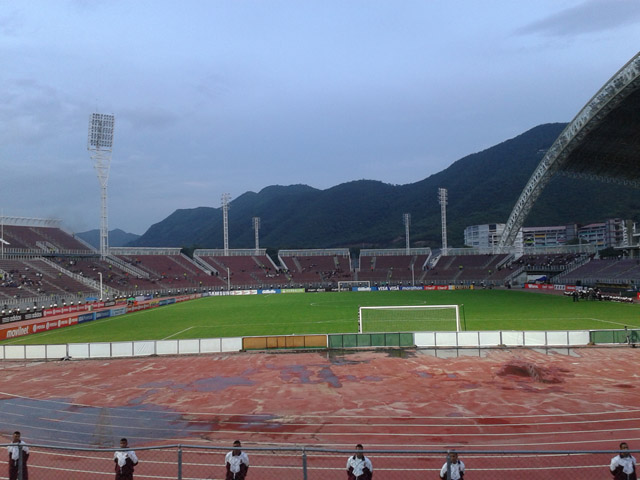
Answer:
[130,123,640,249]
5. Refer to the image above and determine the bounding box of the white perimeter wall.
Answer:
[0,331,592,360]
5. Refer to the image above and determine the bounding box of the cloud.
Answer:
[119,107,179,131]
[518,0,640,37]
[0,78,85,146]
[0,6,24,36]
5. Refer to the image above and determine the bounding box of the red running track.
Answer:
[0,347,638,479]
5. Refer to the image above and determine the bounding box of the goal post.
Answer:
[358,304,461,333]
[338,280,371,291]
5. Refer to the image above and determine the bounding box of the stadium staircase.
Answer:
[190,255,216,275]
[37,257,105,294]
[36,241,59,254]
[553,255,594,281]
[106,256,150,279]
[291,256,303,273]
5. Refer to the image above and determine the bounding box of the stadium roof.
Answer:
[499,51,640,247]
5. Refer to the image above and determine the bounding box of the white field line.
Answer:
[162,326,196,340]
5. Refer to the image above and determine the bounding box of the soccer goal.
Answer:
[358,305,461,333]
[338,280,371,292]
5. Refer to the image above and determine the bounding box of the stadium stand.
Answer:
[194,249,284,288]
[556,257,640,286]
[112,248,227,290]
[278,249,353,287]
[422,253,512,286]
[0,258,92,301]
[0,225,92,253]
[357,249,430,285]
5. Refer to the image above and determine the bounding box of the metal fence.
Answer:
[2,444,637,480]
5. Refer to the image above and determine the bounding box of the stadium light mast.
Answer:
[222,193,231,255]
[403,213,411,255]
[253,217,260,254]
[0,211,5,259]
[87,113,115,259]
[438,188,448,256]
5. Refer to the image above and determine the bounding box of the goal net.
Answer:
[358,305,460,333]
[338,280,371,291]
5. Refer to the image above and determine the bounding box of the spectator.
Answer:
[114,438,139,480]
[440,450,464,480]
[7,431,29,480]
[225,440,249,480]
[346,444,373,480]
[610,442,637,480]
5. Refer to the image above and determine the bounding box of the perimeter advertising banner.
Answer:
[0,316,79,340]
[78,313,95,324]
[0,296,179,340]
[525,283,555,290]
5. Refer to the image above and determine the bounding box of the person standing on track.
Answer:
[114,438,139,480]
[225,440,249,480]
[346,444,373,480]
[439,450,465,480]
[610,442,637,480]
[7,431,29,480]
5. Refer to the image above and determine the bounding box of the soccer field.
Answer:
[2,289,640,345]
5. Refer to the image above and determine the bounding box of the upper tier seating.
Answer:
[1,226,92,252]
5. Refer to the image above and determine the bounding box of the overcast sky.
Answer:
[1,1,639,234]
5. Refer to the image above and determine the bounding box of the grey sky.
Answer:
[1,0,639,234]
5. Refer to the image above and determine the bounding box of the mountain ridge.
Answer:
[129,123,639,249]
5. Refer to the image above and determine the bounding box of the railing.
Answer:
[110,247,183,256]
[195,248,268,256]
[360,247,431,256]
[279,248,350,257]
[0,444,636,480]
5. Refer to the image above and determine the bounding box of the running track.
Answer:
[0,347,638,479]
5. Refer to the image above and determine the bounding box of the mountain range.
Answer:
[123,123,639,250]
[75,228,140,249]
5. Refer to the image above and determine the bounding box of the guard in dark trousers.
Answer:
[346,444,373,480]
[611,442,637,480]
[7,432,29,480]
[114,438,139,480]
[225,440,249,480]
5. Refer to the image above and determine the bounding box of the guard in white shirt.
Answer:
[610,442,637,480]
[346,444,373,480]
[439,450,465,480]
[7,431,29,480]
[114,438,139,480]
[225,440,249,480]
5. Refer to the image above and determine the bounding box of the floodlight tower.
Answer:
[221,193,231,255]
[253,217,260,254]
[87,113,115,259]
[438,188,448,255]
[403,213,411,255]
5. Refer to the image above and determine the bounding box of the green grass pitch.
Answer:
[3,289,640,345]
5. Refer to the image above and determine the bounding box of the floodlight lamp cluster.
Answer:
[88,113,115,150]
